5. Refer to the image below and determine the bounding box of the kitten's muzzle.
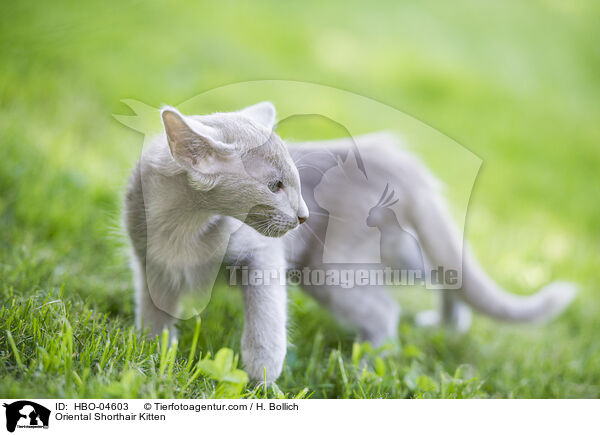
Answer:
[244,205,299,237]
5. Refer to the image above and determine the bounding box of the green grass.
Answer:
[1,0,600,398]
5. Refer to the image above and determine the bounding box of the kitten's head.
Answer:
[161,102,308,237]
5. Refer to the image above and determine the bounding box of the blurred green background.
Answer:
[1,0,599,398]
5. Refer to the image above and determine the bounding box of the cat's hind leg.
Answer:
[378,223,472,332]
[415,290,472,333]
[301,284,400,347]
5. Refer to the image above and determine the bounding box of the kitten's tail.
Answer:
[410,194,576,322]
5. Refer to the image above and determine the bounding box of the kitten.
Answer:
[124,102,575,382]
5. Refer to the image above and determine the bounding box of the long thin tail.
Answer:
[411,194,576,322]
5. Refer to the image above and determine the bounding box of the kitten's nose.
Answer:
[297,196,309,224]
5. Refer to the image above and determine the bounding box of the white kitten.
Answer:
[124,103,575,382]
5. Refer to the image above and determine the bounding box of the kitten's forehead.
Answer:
[242,139,297,180]
[193,111,297,182]
[195,113,271,148]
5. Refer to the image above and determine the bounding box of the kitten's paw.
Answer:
[453,303,472,333]
[415,310,441,328]
[241,347,285,383]
[414,305,472,333]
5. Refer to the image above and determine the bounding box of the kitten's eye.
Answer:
[268,180,284,193]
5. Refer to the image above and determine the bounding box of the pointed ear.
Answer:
[239,101,276,129]
[161,107,234,173]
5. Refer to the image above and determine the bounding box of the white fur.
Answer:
[124,104,576,383]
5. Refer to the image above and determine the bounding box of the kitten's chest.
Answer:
[147,214,241,269]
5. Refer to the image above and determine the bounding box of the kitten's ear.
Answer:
[161,107,234,172]
[239,101,276,130]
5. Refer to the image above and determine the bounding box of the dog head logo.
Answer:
[3,401,50,432]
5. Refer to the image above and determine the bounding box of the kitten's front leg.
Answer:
[240,264,287,383]
[134,257,182,339]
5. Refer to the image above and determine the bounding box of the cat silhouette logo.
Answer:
[3,401,50,432]
[311,133,451,288]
